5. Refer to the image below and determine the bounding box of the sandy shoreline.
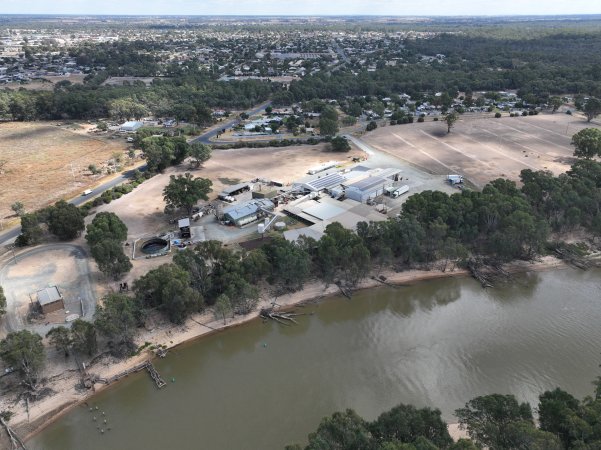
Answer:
[9,256,566,444]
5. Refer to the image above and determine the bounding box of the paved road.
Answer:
[0,100,273,245]
[331,40,350,64]
[191,100,272,144]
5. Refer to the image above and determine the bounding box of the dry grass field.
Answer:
[362,113,601,188]
[0,121,129,222]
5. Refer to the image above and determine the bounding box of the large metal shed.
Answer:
[343,175,393,203]
[222,199,275,227]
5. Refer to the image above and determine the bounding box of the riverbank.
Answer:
[9,256,567,445]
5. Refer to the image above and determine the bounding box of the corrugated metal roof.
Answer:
[37,286,62,306]
[178,218,190,228]
[306,173,346,191]
[221,183,252,195]
[345,176,390,192]
[377,168,402,179]
[302,203,346,221]
[120,121,143,129]
[223,199,274,221]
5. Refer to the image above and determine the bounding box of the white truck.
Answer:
[393,185,409,198]
[386,185,409,198]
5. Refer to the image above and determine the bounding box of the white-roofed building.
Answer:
[120,121,143,132]
[222,199,275,227]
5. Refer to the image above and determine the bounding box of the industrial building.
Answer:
[37,286,64,314]
[343,176,392,203]
[341,168,402,203]
[292,166,402,202]
[283,195,387,242]
[119,121,143,132]
[222,199,275,227]
[282,166,404,242]
[292,171,348,193]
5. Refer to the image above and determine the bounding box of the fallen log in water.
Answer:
[335,281,353,299]
[370,275,406,288]
[260,308,304,325]
[467,259,494,288]
[0,416,27,450]
[554,248,591,270]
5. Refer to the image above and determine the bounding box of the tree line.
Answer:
[286,378,601,450]
[0,66,275,123]
[271,29,601,107]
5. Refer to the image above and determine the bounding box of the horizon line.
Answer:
[1,13,601,18]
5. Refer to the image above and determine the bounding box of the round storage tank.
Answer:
[274,222,286,231]
[141,237,169,255]
[258,223,265,234]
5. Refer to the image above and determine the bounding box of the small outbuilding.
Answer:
[178,217,191,238]
[37,286,64,314]
[219,182,253,198]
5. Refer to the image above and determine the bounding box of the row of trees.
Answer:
[86,212,132,280]
[0,66,275,123]
[17,200,85,246]
[289,379,601,449]
[136,132,211,173]
[0,286,5,318]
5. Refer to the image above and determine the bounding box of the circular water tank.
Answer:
[258,223,265,234]
[274,222,286,231]
[141,237,169,255]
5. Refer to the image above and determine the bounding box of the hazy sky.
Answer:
[1,0,601,16]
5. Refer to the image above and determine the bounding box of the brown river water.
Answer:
[30,268,601,449]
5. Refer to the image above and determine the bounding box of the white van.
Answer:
[82,189,93,196]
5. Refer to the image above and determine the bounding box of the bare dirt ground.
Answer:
[0,243,98,337]
[93,143,365,240]
[0,121,130,223]
[362,113,601,188]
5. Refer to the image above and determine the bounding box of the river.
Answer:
[31,268,601,450]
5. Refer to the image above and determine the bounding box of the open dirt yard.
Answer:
[0,243,97,337]
[93,143,365,241]
[0,121,129,223]
[362,113,601,188]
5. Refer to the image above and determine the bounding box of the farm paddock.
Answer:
[362,113,601,188]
